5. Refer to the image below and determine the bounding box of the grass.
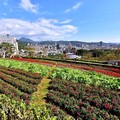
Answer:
[31,65,56,107]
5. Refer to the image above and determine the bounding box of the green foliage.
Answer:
[76,49,120,61]
[76,49,88,56]
[50,67,120,90]
[48,79,120,118]
[90,49,104,57]
[17,40,27,50]
[47,86,119,119]
[0,42,13,51]
[0,59,50,76]
[0,94,57,120]
[0,42,13,57]
[0,59,120,91]
[48,54,63,59]
[0,58,120,119]
[46,104,75,120]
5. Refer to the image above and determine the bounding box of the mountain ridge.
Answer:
[18,37,120,46]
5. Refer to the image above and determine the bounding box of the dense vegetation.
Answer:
[46,79,120,119]
[0,59,50,76]
[0,65,42,104]
[76,49,120,61]
[50,67,120,90]
[0,42,14,58]
[0,94,58,120]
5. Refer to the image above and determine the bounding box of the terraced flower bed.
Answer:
[0,94,58,120]
[0,59,50,76]
[0,66,42,85]
[103,67,120,74]
[50,67,120,91]
[12,57,120,78]
[0,65,42,104]
[11,57,55,66]
[46,79,120,119]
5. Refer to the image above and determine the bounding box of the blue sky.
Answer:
[0,0,120,43]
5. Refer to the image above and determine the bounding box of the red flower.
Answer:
[104,103,111,110]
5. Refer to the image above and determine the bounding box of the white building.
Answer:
[66,53,81,59]
[0,34,19,55]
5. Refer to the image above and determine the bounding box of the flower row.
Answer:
[12,58,120,78]
[93,68,120,78]
[0,71,37,94]
[0,67,41,85]
[50,67,120,90]
[0,94,57,119]
[104,67,120,74]
[46,90,119,119]
[0,59,50,77]
[0,79,30,102]
[68,64,120,78]
[12,58,54,66]
[46,104,74,120]
[49,80,120,116]
[0,65,42,79]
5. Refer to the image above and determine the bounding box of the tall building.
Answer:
[100,41,103,47]
[0,34,19,55]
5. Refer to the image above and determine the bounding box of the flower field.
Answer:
[0,58,120,119]
[0,94,58,120]
[46,79,120,119]
[0,65,42,104]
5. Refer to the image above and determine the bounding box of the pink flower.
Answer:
[77,112,80,116]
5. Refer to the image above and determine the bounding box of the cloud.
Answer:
[65,1,82,13]
[0,18,77,41]
[3,13,7,16]
[73,2,82,9]
[60,19,72,24]
[3,0,8,6]
[19,0,39,13]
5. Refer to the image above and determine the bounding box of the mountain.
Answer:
[19,37,33,43]
[17,37,120,47]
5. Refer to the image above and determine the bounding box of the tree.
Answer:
[90,49,104,57]
[24,46,35,57]
[0,42,13,58]
[17,40,27,50]
[76,49,88,56]
[35,51,43,57]
[83,52,92,60]
[71,48,77,54]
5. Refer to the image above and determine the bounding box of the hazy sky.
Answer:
[0,0,120,42]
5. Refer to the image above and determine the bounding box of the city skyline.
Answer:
[0,0,120,43]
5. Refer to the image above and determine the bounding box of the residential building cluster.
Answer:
[19,40,120,58]
[21,43,67,57]
[0,34,119,59]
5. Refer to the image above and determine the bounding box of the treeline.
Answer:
[76,49,120,61]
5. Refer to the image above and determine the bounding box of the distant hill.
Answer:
[19,37,33,43]
[17,37,119,47]
[38,41,118,47]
